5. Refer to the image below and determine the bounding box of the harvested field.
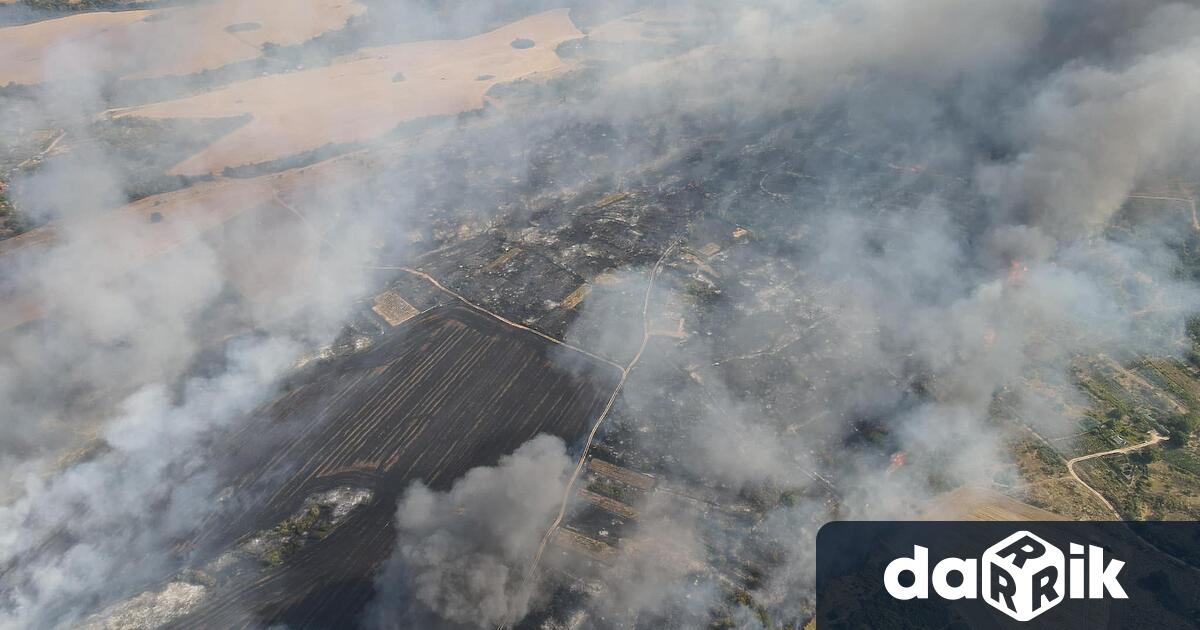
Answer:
[592,191,630,209]
[369,289,417,326]
[0,176,280,330]
[578,488,638,520]
[0,0,364,85]
[551,528,619,565]
[560,283,589,309]
[587,457,657,491]
[485,246,523,270]
[0,151,373,331]
[922,487,1069,521]
[119,9,584,176]
[173,303,621,628]
[0,155,346,261]
[0,176,282,331]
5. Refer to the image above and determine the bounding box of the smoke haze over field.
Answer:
[369,435,574,628]
[3,0,1200,628]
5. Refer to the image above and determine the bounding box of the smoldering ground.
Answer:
[0,1,662,625]
[4,1,1200,629]
[377,1,1200,628]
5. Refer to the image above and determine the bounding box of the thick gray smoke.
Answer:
[446,0,1200,626]
[531,1,1200,625]
[978,43,1200,236]
[369,435,573,628]
[3,0,1200,629]
[0,5,376,627]
[0,337,300,628]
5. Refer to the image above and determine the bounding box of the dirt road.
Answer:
[506,242,678,626]
[1066,431,1167,518]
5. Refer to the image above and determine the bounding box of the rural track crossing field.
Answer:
[171,303,620,628]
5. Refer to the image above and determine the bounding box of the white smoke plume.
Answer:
[369,435,574,628]
[3,1,1200,629]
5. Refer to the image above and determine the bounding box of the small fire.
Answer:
[1006,260,1029,285]
[886,451,907,475]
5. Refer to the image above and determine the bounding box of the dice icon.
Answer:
[981,530,1065,621]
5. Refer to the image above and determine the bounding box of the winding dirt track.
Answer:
[1065,431,1167,518]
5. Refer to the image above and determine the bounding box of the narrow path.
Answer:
[266,193,623,373]
[1063,431,1200,575]
[1065,431,1167,518]
[15,129,65,171]
[272,191,324,237]
[293,211,679,624]
[1127,194,1200,232]
[366,265,624,373]
[504,242,677,627]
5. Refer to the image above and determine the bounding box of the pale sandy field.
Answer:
[0,154,371,331]
[0,8,599,331]
[116,9,584,176]
[922,486,1069,521]
[0,0,364,85]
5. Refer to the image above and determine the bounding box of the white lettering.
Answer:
[884,545,929,600]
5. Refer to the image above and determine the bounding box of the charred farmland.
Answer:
[8,3,1200,627]
[164,303,620,628]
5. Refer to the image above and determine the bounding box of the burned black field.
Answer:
[171,303,621,628]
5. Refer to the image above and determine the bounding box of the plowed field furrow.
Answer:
[169,304,620,628]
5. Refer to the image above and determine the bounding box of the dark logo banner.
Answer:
[816,521,1200,629]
